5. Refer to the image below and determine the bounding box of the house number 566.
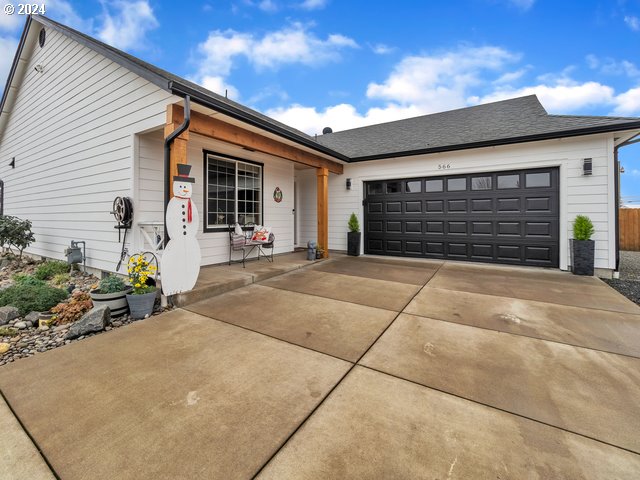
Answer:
[438,163,451,170]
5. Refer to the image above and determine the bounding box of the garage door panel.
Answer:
[447,199,467,212]
[448,222,467,235]
[364,167,559,268]
[405,201,422,213]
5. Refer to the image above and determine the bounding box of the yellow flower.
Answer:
[135,283,141,288]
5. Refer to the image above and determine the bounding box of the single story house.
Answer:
[1,15,639,278]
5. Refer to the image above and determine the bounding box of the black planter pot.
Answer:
[570,239,595,276]
[347,231,361,256]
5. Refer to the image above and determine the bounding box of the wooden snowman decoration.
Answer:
[161,164,201,295]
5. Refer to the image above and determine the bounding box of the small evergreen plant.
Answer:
[573,215,595,241]
[348,213,360,233]
[98,274,127,294]
[34,260,69,280]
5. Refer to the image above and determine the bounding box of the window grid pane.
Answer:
[206,156,263,228]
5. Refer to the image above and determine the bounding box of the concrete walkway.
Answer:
[1,256,640,478]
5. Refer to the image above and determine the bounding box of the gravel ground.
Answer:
[603,251,640,306]
[619,250,640,281]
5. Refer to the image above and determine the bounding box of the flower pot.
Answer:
[347,231,361,256]
[126,290,157,319]
[90,287,132,317]
[570,239,595,276]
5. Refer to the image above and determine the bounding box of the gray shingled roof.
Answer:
[316,96,640,160]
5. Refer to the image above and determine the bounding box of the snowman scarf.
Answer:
[176,196,193,223]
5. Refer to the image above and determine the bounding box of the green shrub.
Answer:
[0,326,18,336]
[573,215,595,241]
[52,273,71,286]
[347,212,360,233]
[12,274,46,287]
[34,260,69,280]
[0,216,35,257]
[0,282,68,315]
[97,274,127,294]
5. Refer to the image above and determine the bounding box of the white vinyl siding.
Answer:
[0,25,174,272]
[316,135,617,271]
[136,131,295,266]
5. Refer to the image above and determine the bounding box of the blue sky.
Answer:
[1,0,639,202]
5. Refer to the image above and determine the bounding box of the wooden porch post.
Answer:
[317,167,329,258]
[164,114,190,197]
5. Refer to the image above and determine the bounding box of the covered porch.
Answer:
[170,250,326,307]
[132,100,343,270]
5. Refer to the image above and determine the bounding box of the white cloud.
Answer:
[0,35,18,85]
[297,0,329,10]
[371,43,394,55]
[494,68,529,84]
[194,22,357,89]
[624,15,640,31]
[266,102,425,135]
[46,0,93,31]
[0,2,23,31]
[505,0,535,10]
[366,46,518,112]
[96,0,158,50]
[257,0,278,12]
[613,87,640,116]
[200,75,240,100]
[473,81,614,112]
[586,55,640,77]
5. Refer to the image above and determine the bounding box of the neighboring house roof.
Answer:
[2,16,640,163]
[316,95,640,160]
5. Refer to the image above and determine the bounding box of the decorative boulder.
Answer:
[66,305,111,340]
[0,306,19,326]
[25,311,40,324]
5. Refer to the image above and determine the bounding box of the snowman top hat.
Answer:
[174,163,195,183]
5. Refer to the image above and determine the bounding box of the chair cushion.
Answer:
[251,226,272,243]
[234,223,243,236]
[231,234,246,249]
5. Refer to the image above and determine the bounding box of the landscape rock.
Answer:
[66,306,110,340]
[25,311,40,324]
[0,306,19,325]
[14,321,27,329]
[0,343,9,354]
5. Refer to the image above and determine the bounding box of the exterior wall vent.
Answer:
[39,28,46,48]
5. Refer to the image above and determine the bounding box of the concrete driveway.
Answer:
[1,256,640,479]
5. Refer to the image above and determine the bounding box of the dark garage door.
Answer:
[364,167,559,267]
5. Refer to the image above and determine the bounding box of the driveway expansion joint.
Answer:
[355,364,640,457]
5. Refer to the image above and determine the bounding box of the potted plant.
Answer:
[90,274,131,316]
[570,215,595,276]
[347,212,361,256]
[125,254,158,319]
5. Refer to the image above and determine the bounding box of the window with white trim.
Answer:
[205,152,262,228]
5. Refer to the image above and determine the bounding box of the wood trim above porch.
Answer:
[168,103,344,174]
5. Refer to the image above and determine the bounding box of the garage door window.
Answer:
[425,179,443,192]
[471,176,492,190]
[447,178,467,191]
[405,180,421,193]
[525,172,551,188]
[386,181,401,194]
[498,174,520,189]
